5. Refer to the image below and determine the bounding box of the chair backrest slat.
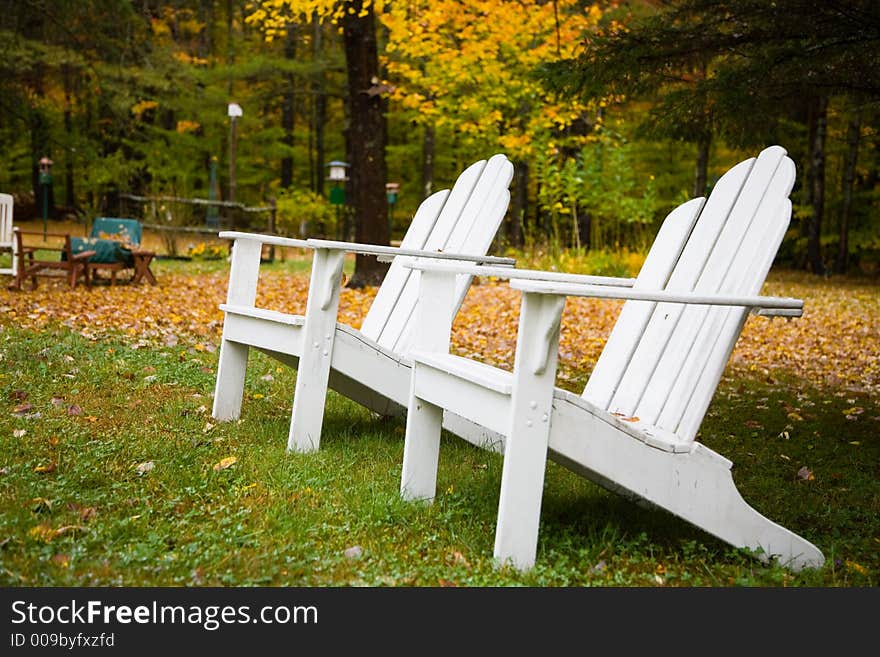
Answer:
[360,190,450,341]
[667,192,794,441]
[638,155,794,430]
[582,197,704,409]
[587,154,754,414]
[585,146,795,445]
[390,156,514,353]
[361,154,513,353]
[0,193,13,246]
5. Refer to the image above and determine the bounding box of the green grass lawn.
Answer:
[1,323,877,587]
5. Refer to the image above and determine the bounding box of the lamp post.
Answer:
[227,103,242,206]
[326,160,350,240]
[38,156,53,241]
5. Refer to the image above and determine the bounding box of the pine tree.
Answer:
[545,0,880,273]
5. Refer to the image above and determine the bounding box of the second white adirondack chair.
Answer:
[212,155,524,453]
[400,146,824,572]
[0,193,16,278]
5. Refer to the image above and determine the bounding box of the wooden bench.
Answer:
[10,228,95,290]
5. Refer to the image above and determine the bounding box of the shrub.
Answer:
[275,189,338,238]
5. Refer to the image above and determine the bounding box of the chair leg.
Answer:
[493,292,565,571]
[28,254,37,289]
[213,238,262,423]
[287,248,345,453]
[493,415,553,570]
[212,339,250,421]
[400,381,443,502]
[10,261,22,290]
[400,268,457,501]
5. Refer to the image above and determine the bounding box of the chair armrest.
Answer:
[509,278,803,317]
[219,231,515,266]
[219,231,311,249]
[23,246,64,254]
[14,230,77,239]
[72,250,97,262]
[305,238,516,267]
[401,258,635,288]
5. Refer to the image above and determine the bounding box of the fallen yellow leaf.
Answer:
[845,560,868,575]
[29,524,57,542]
[213,456,238,472]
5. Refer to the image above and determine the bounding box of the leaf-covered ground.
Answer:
[1,262,878,586]
[2,264,877,397]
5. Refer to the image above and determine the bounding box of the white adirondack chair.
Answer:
[0,193,16,278]
[212,154,528,452]
[400,145,825,572]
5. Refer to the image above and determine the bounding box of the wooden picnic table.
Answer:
[130,249,157,285]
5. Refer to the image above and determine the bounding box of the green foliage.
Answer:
[534,128,660,251]
[275,188,338,238]
[537,0,880,272]
[514,246,645,280]
[2,0,877,273]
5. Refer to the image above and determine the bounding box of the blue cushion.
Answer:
[70,237,131,265]
[90,218,142,247]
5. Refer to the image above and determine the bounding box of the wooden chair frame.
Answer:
[10,228,94,290]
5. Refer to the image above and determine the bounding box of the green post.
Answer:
[386,182,399,239]
[207,156,219,227]
[329,182,347,240]
[38,156,53,241]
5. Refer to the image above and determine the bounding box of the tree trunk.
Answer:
[342,0,389,288]
[198,0,214,59]
[422,123,435,200]
[509,159,528,248]
[804,99,816,209]
[693,133,711,198]
[312,16,327,197]
[281,24,296,189]
[836,109,861,274]
[577,211,590,251]
[62,65,75,212]
[226,0,234,95]
[807,95,828,276]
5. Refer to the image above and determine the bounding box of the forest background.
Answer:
[1,0,878,285]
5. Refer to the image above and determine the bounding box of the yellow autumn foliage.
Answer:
[377,0,604,157]
[247,1,605,158]
[131,100,158,118]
